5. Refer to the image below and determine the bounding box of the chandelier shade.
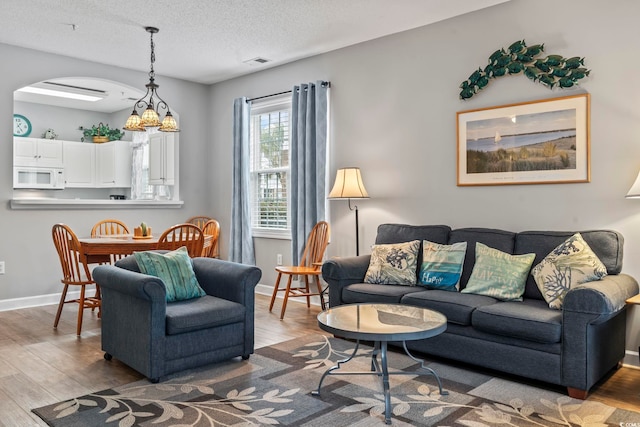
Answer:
[124,27,179,132]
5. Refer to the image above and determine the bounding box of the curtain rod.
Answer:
[246,81,330,102]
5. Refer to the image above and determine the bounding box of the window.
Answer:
[250,96,291,238]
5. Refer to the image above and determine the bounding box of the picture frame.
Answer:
[456,93,590,186]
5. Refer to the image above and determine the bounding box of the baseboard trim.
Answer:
[623,350,640,369]
[0,290,83,312]
[255,283,324,307]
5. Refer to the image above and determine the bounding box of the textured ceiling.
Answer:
[0,0,509,84]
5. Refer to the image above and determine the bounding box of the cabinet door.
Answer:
[96,141,132,187]
[63,141,95,187]
[36,139,64,167]
[14,138,39,166]
[148,133,175,185]
[96,143,116,186]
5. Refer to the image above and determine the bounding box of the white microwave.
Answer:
[13,166,65,189]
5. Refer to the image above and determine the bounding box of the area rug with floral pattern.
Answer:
[33,334,639,426]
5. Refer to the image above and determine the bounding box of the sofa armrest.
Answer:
[563,273,639,314]
[192,258,261,306]
[322,255,371,307]
[561,273,638,392]
[93,264,167,303]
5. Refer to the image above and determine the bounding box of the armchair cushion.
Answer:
[133,247,205,302]
[166,295,246,335]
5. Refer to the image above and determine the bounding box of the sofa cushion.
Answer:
[418,241,467,291]
[364,240,420,285]
[531,233,608,309]
[461,243,535,301]
[342,283,424,304]
[448,228,516,291]
[515,230,623,300]
[165,295,246,335]
[401,290,497,325]
[134,247,206,302]
[471,299,562,344]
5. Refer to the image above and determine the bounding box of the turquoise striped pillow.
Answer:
[134,247,205,302]
[419,241,467,291]
[461,242,535,301]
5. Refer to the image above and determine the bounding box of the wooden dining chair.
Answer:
[91,219,130,237]
[269,221,330,319]
[201,219,220,258]
[157,223,204,258]
[186,215,212,230]
[52,223,101,336]
[91,219,131,263]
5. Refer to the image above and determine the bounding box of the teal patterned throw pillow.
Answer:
[531,233,607,309]
[364,240,420,286]
[419,241,467,291]
[461,242,535,301]
[134,246,206,302]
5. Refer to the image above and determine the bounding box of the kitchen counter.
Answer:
[10,198,183,209]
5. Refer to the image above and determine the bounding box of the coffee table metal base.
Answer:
[311,340,448,425]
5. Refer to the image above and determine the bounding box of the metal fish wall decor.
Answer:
[459,40,590,99]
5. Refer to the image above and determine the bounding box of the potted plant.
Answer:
[79,122,125,143]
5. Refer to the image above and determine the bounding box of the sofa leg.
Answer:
[242,354,250,360]
[150,377,160,384]
[567,387,588,399]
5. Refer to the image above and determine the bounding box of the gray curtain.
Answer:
[230,97,255,265]
[290,81,329,265]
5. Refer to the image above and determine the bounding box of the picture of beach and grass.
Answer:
[466,108,577,174]
[457,94,590,186]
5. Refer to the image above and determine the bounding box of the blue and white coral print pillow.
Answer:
[531,233,607,309]
[364,240,420,286]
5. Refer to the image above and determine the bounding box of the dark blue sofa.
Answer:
[93,256,261,382]
[322,224,638,398]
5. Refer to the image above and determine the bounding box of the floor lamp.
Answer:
[328,167,369,256]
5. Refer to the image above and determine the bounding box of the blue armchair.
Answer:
[93,256,261,382]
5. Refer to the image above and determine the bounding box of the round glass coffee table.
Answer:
[311,303,448,425]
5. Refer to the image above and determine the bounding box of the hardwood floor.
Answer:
[0,294,638,426]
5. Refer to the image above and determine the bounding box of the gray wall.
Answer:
[208,0,640,362]
[0,43,214,303]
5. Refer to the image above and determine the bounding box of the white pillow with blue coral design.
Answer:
[531,233,607,310]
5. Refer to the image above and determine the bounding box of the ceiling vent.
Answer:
[43,81,107,95]
[243,57,271,66]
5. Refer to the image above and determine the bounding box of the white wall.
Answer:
[208,0,640,362]
[0,43,215,303]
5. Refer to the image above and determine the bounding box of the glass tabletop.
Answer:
[317,303,447,342]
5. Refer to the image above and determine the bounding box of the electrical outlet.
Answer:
[0,261,5,275]
[277,254,283,265]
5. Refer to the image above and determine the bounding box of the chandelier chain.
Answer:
[149,32,155,80]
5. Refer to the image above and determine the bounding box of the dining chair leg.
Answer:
[313,274,325,310]
[54,284,69,329]
[280,275,294,320]
[269,273,283,312]
[303,275,311,308]
[76,285,86,336]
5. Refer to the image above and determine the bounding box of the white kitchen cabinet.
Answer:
[149,133,175,185]
[63,141,96,187]
[14,137,63,167]
[96,141,132,187]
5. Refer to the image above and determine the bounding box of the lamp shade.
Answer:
[626,170,640,198]
[328,167,369,199]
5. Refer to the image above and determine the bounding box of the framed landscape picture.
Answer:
[457,93,590,186]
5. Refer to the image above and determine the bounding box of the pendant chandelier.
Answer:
[124,27,179,132]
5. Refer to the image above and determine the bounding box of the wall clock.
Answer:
[13,114,32,137]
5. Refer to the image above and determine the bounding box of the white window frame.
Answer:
[249,94,292,239]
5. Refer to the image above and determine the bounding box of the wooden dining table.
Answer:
[77,234,212,264]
